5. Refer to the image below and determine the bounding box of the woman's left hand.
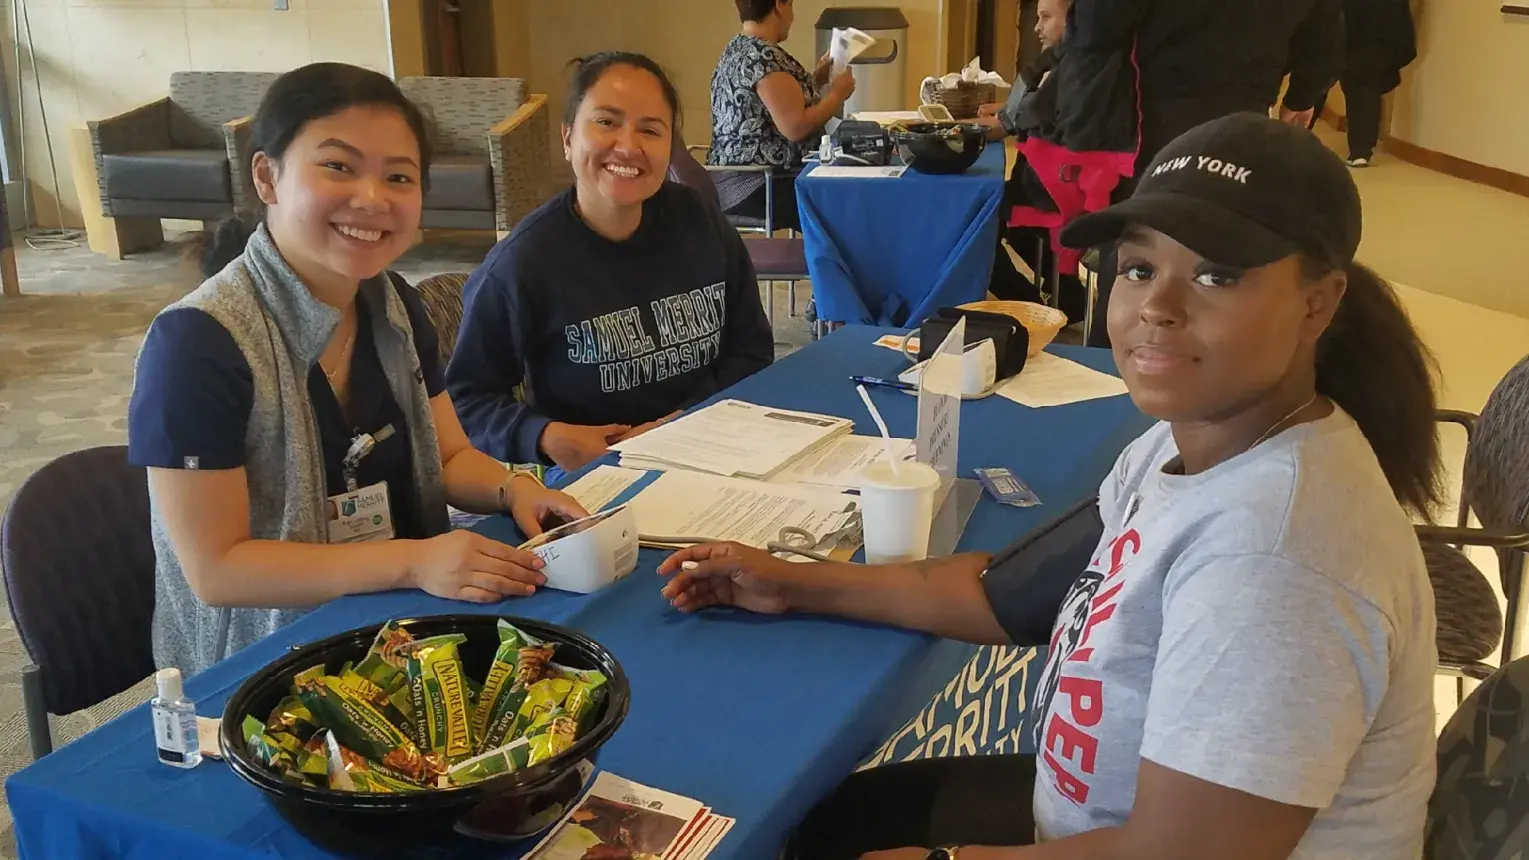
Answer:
[814,52,834,86]
[506,475,589,538]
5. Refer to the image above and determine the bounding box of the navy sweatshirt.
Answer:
[447,182,775,464]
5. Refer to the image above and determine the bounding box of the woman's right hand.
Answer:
[829,68,856,102]
[409,530,547,602]
[977,102,1001,118]
[540,421,631,472]
[657,542,803,614]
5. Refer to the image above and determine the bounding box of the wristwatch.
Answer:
[927,848,962,860]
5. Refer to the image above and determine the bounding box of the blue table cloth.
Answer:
[797,145,1006,328]
[7,327,1149,860]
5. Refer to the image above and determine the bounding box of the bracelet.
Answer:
[498,466,545,513]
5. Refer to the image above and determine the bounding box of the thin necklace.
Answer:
[1250,393,1320,450]
[323,326,356,384]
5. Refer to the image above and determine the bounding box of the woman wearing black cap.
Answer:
[659,113,1441,860]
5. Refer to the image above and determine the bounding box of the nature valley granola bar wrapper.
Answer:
[265,695,319,743]
[293,664,426,781]
[474,622,556,752]
[323,729,425,793]
[403,634,474,775]
[508,677,573,743]
[447,737,531,786]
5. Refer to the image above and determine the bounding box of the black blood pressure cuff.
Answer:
[980,496,1105,646]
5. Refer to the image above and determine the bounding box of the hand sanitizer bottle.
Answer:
[150,668,201,768]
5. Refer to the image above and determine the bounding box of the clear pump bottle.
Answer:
[150,667,201,768]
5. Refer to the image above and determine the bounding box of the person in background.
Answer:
[1318,0,1418,167]
[660,114,1440,860]
[708,0,856,232]
[1072,0,1345,346]
[976,0,1071,142]
[448,53,774,475]
[128,63,587,677]
[979,0,1082,318]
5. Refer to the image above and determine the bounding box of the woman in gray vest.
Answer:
[127,63,587,676]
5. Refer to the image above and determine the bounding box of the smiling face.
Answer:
[1107,226,1344,423]
[253,103,423,288]
[561,63,674,213]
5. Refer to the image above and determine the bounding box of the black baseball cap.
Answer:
[1060,112,1362,270]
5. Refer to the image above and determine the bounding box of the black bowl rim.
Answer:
[220,614,630,811]
[892,122,988,141]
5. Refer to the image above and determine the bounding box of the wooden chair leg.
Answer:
[68,125,163,260]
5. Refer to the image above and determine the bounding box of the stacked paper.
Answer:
[611,399,854,480]
[524,772,734,860]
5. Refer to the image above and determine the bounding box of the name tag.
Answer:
[326,481,395,544]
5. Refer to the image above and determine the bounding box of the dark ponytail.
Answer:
[196,62,433,278]
[1310,258,1443,515]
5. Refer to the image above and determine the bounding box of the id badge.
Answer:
[326,481,395,544]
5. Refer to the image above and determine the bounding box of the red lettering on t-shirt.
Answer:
[1045,711,1098,774]
[1059,676,1104,727]
[1043,748,1091,805]
[1106,529,1141,579]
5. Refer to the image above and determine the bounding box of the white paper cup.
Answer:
[858,460,941,564]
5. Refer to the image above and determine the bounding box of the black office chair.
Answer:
[1,446,158,758]
[1418,355,1529,666]
[1426,651,1529,859]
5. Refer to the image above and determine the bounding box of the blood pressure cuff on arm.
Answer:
[980,496,1104,646]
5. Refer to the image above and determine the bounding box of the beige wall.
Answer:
[1389,0,1529,176]
[4,0,392,229]
[510,0,943,176]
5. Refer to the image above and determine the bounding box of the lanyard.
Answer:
[342,424,394,492]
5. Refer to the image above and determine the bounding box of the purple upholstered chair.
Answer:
[1,445,157,758]
[668,140,808,333]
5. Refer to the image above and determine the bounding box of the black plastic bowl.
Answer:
[221,615,629,858]
[894,122,989,175]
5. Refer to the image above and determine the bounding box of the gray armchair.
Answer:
[1421,354,1529,680]
[78,71,277,258]
[398,77,550,237]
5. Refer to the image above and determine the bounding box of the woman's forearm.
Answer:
[196,538,419,608]
[787,552,1010,645]
[441,446,516,515]
[793,95,846,142]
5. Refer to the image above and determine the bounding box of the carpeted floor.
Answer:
[0,228,818,858]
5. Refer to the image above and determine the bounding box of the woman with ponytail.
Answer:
[128,63,585,676]
[657,114,1442,860]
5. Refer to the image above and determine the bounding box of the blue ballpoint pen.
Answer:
[850,375,917,392]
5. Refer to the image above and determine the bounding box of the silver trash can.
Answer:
[814,7,909,117]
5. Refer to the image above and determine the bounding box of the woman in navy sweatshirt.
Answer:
[447,52,775,472]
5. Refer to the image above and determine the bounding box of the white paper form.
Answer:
[829,26,876,77]
[626,470,857,550]
[807,165,907,179]
[994,352,1129,408]
[770,435,915,491]
[562,465,648,512]
[610,399,852,479]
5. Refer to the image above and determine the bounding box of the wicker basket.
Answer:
[932,81,985,119]
[958,300,1069,358]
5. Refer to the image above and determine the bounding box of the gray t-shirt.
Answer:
[1031,409,1437,858]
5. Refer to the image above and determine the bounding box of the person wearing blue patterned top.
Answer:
[708,0,855,231]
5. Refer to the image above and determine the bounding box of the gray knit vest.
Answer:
[145,224,448,676]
